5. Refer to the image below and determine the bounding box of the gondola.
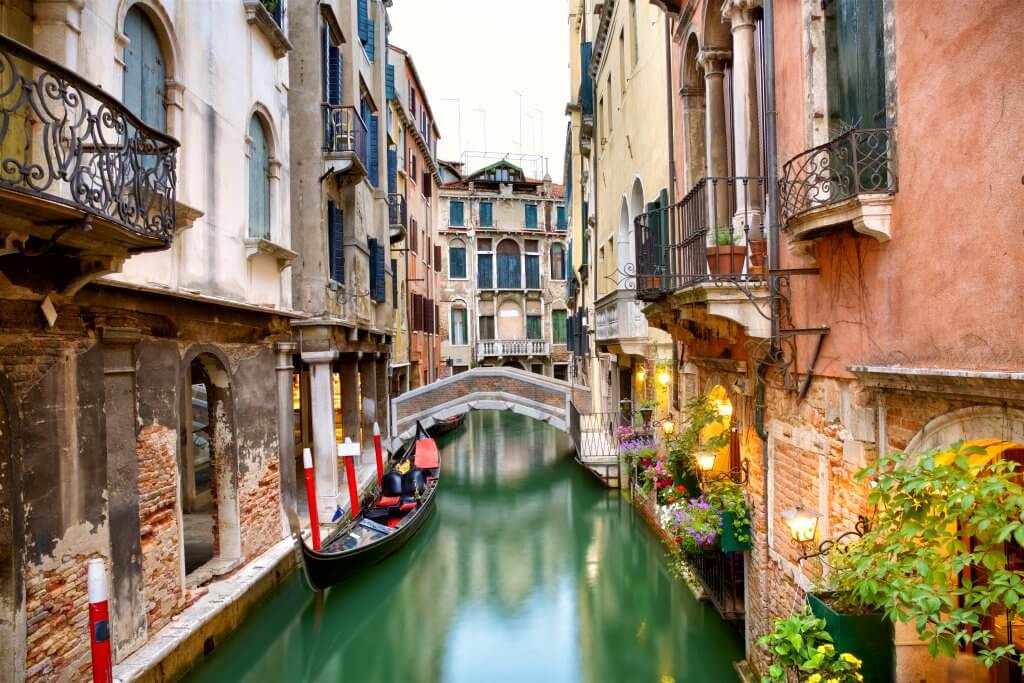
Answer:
[427,412,465,437]
[297,422,441,592]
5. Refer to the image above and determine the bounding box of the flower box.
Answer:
[807,593,893,683]
[719,510,751,552]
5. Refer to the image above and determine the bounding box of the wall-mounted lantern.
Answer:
[782,506,820,545]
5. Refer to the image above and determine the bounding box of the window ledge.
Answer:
[784,192,894,249]
[244,237,297,271]
[243,1,293,59]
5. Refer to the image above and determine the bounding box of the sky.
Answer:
[389,0,571,184]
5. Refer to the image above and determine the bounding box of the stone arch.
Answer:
[116,0,182,84]
[0,372,24,682]
[617,196,631,273]
[906,406,1024,453]
[246,103,280,158]
[680,31,707,188]
[178,346,240,577]
[701,0,733,50]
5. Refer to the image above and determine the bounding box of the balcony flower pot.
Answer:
[705,245,746,276]
[807,592,894,683]
[747,238,767,275]
[719,510,751,552]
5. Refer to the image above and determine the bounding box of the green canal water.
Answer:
[183,411,742,683]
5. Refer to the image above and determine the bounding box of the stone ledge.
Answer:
[783,192,894,262]
[242,1,292,58]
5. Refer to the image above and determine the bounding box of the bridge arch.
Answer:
[390,367,588,446]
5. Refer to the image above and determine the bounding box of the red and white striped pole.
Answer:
[87,558,112,683]
[339,438,361,517]
[302,447,320,551]
[372,422,384,485]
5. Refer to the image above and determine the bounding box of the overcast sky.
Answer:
[389,0,571,183]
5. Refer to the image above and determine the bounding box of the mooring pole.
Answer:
[339,437,361,517]
[302,448,321,551]
[372,422,384,485]
[87,559,112,683]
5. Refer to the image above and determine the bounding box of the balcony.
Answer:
[388,193,407,243]
[634,176,770,338]
[322,104,368,179]
[0,35,179,294]
[594,290,652,356]
[477,340,550,359]
[690,546,745,622]
[780,128,897,251]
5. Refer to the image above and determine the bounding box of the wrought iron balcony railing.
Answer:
[477,340,550,358]
[0,34,178,246]
[691,545,745,622]
[388,193,407,229]
[322,104,368,170]
[779,127,897,225]
[634,176,768,300]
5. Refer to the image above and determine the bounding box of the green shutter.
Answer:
[248,117,270,239]
[826,0,886,129]
[479,202,492,227]
[123,7,166,131]
[552,310,567,344]
[450,201,464,226]
[525,204,538,228]
[527,316,542,340]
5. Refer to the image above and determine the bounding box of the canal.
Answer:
[183,411,743,682]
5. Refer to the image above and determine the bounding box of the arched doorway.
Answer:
[180,352,240,577]
[497,300,523,340]
[496,239,522,289]
[680,33,707,189]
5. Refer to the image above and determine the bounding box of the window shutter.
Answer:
[525,204,538,228]
[358,0,369,43]
[479,202,492,227]
[498,254,521,289]
[386,64,395,101]
[566,314,576,352]
[366,20,376,61]
[422,172,432,197]
[387,148,398,195]
[552,310,567,344]
[525,254,539,289]
[477,253,493,288]
[527,316,542,340]
[123,7,166,132]
[248,117,270,239]
[368,239,385,302]
[450,202,463,226]
[434,244,441,272]
[327,43,342,106]
[391,258,398,309]
[367,111,379,188]
[327,200,345,283]
[321,26,329,102]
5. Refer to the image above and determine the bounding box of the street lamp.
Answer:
[657,368,671,387]
[782,506,820,544]
[695,449,717,474]
[636,368,646,383]
[717,398,733,418]
[660,419,675,436]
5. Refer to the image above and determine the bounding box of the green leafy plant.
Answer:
[260,0,280,13]
[661,496,721,555]
[841,441,1024,667]
[706,479,751,545]
[714,226,736,247]
[758,609,864,683]
[637,397,659,411]
[664,393,730,475]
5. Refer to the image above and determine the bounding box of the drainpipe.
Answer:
[664,13,677,207]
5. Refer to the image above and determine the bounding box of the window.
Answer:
[327,200,344,283]
[448,240,466,279]
[556,205,567,230]
[525,204,538,229]
[552,310,567,344]
[497,240,521,289]
[618,29,626,95]
[526,315,542,340]
[450,201,465,227]
[607,75,613,130]
[825,0,886,129]
[630,0,640,66]
[553,364,568,381]
[550,243,565,280]
[524,240,540,289]
[409,217,418,253]
[248,116,271,239]
[478,315,495,340]
[450,307,468,345]
[368,239,385,302]
[477,238,493,288]
[322,25,342,106]
[360,97,379,187]
[391,258,398,309]
[531,364,544,376]
[479,202,493,227]
[123,7,166,132]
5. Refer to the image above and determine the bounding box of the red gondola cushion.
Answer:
[399,502,418,512]
[387,518,401,528]
[377,496,400,507]
[414,438,439,469]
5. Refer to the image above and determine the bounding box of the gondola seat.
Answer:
[399,501,417,512]
[376,495,401,507]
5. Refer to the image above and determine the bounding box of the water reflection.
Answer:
[184,411,741,683]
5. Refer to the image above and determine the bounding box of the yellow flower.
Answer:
[856,675,863,682]
[826,679,839,683]
[840,652,862,667]
[816,643,834,654]
[806,675,822,683]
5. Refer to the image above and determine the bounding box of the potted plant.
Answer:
[758,609,865,683]
[706,479,751,552]
[636,398,658,426]
[706,226,746,276]
[836,440,1024,673]
[662,495,721,554]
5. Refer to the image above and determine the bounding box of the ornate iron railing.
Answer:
[322,104,368,170]
[0,34,178,244]
[634,176,768,300]
[691,545,745,622]
[388,193,407,229]
[477,340,549,358]
[779,127,897,224]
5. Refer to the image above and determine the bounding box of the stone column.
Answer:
[275,342,299,537]
[726,0,764,237]
[375,353,389,440]
[100,327,145,660]
[359,355,377,461]
[699,48,733,234]
[301,350,339,521]
[338,356,361,446]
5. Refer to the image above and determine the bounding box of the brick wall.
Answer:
[137,424,183,633]
[23,554,96,681]
[239,461,282,559]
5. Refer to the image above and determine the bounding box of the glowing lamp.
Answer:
[695,450,717,473]
[782,507,820,544]
[661,419,675,436]
[657,369,671,387]
[717,399,733,418]
[636,368,647,383]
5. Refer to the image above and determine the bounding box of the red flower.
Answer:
[675,535,682,544]
[676,485,687,492]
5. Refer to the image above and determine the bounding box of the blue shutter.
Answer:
[386,64,395,101]
[525,204,538,228]
[391,258,398,308]
[556,206,567,230]
[477,254,493,288]
[450,201,464,226]
[327,201,344,283]
[479,202,492,227]
[376,242,386,302]
[368,239,385,302]
[449,246,466,278]
[367,111,379,188]
[366,20,376,61]
[498,254,521,288]
[525,254,540,288]
[387,148,397,194]
[327,42,342,105]
[123,7,166,131]
[248,117,270,239]
[358,0,369,43]
[566,314,576,353]
[321,26,329,101]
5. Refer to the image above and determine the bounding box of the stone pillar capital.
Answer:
[722,0,762,30]
[697,49,732,75]
[301,350,338,365]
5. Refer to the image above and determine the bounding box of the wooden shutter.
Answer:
[527,316,542,340]
[358,0,369,43]
[366,20,376,61]
[326,40,342,106]
[826,0,886,128]
[248,117,270,239]
[450,202,463,226]
[387,148,398,194]
[525,204,538,228]
[525,254,539,289]
[391,258,398,309]
[386,64,396,101]
[327,200,345,283]
[422,172,432,197]
[480,202,492,227]
[434,244,442,272]
[367,111,379,187]
[123,7,166,131]
[368,239,385,302]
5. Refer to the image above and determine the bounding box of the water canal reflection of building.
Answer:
[183,411,742,683]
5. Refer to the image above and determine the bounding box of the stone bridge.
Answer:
[390,367,590,445]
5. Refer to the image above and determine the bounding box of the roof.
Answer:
[388,44,441,138]
[440,179,566,200]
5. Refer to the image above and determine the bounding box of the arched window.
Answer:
[449,239,467,279]
[450,305,468,345]
[550,243,566,280]
[496,239,521,289]
[123,6,167,131]
[248,116,271,239]
[497,300,523,339]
